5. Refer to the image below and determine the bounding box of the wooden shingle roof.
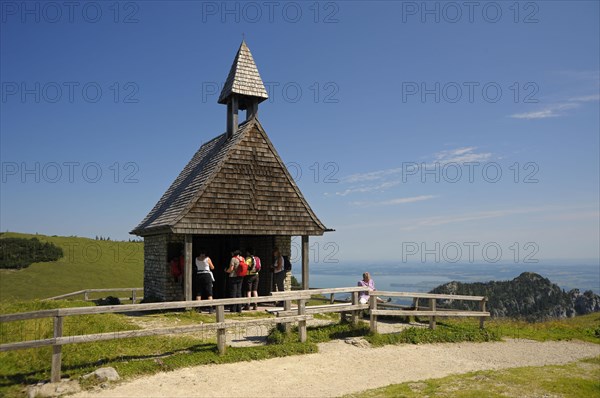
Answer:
[131,118,329,237]
[218,40,269,107]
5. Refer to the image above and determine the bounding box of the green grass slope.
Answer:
[344,357,600,398]
[0,232,143,301]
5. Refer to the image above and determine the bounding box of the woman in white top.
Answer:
[195,251,215,302]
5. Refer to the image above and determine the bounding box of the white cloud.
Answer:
[329,147,494,198]
[344,168,403,184]
[433,147,492,164]
[334,181,400,196]
[568,94,600,102]
[510,81,599,119]
[509,103,579,120]
[342,147,492,185]
[350,195,437,207]
[510,109,560,120]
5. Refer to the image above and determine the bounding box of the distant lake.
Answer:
[293,262,600,296]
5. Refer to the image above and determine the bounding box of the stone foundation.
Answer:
[143,233,185,302]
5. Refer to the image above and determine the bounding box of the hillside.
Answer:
[429,272,600,321]
[0,232,143,300]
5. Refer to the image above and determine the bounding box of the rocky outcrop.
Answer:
[429,272,600,321]
[569,289,600,315]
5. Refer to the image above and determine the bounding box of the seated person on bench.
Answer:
[358,272,391,304]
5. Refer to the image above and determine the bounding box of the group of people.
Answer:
[172,249,389,309]
[224,248,261,313]
[169,247,287,313]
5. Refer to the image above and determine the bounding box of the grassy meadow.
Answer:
[0,232,143,301]
[1,232,599,397]
[1,299,598,397]
[344,356,600,398]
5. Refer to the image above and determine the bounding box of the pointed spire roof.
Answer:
[218,40,269,106]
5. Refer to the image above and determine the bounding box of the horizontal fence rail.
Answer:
[43,288,144,304]
[368,291,490,333]
[272,287,371,323]
[1,287,488,383]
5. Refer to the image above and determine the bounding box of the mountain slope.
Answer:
[0,232,143,300]
[429,272,600,321]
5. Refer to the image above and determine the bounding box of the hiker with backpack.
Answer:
[272,247,285,293]
[226,250,247,313]
[243,248,261,310]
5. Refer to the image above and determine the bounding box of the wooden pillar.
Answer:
[246,100,258,120]
[51,316,63,383]
[298,299,307,343]
[429,298,436,330]
[131,289,137,304]
[301,235,309,290]
[283,299,292,334]
[227,96,239,139]
[184,235,193,302]
[369,295,378,333]
[479,298,487,329]
[216,305,226,354]
[351,291,359,325]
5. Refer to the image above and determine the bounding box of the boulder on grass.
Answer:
[82,367,120,382]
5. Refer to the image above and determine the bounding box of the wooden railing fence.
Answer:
[368,291,489,332]
[44,288,144,303]
[271,286,371,325]
[1,292,316,382]
[1,287,489,383]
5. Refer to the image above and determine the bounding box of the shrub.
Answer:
[0,237,63,269]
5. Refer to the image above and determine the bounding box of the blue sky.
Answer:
[1,1,598,265]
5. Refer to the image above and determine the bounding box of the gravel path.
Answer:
[73,339,599,398]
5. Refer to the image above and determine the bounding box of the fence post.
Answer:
[216,305,226,354]
[51,316,63,383]
[283,299,292,334]
[298,299,307,343]
[369,295,378,333]
[351,291,358,325]
[479,298,487,329]
[131,289,137,304]
[329,293,335,304]
[83,290,89,301]
[429,298,436,330]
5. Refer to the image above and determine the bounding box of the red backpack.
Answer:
[236,255,248,277]
[253,256,261,272]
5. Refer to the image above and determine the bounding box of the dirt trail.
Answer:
[72,339,599,398]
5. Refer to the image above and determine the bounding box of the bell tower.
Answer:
[218,40,269,138]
